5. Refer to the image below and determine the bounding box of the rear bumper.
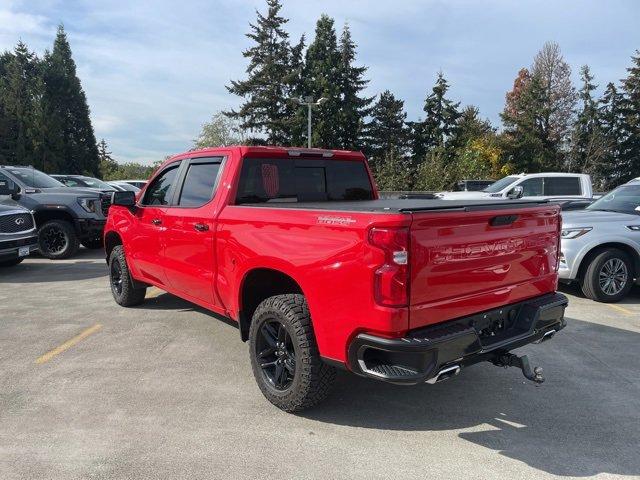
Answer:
[347,292,568,384]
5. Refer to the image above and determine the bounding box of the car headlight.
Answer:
[77,197,100,213]
[627,225,640,231]
[561,227,592,239]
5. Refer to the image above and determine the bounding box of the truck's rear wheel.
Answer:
[249,294,336,412]
[38,220,79,259]
[581,248,634,302]
[109,245,146,306]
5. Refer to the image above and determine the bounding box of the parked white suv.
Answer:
[436,173,593,201]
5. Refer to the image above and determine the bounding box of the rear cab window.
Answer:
[544,177,582,196]
[235,158,373,204]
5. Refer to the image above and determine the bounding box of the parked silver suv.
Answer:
[559,179,640,302]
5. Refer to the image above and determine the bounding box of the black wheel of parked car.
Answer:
[581,248,634,303]
[109,245,146,307]
[249,294,336,412]
[38,220,80,259]
[81,238,104,249]
[0,258,24,267]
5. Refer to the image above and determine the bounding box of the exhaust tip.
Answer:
[426,364,461,384]
[535,329,557,344]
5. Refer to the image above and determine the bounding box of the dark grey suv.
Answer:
[0,166,107,259]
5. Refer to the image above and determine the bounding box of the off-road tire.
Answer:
[249,294,336,412]
[81,238,104,249]
[0,258,24,267]
[581,248,634,303]
[38,219,79,259]
[109,245,146,307]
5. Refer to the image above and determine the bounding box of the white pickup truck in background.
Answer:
[436,173,594,202]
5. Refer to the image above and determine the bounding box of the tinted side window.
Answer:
[544,177,582,195]
[142,165,179,206]
[178,160,222,207]
[519,178,543,196]
[235,158,373,204]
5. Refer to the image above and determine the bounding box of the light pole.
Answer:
[294,96,327,148]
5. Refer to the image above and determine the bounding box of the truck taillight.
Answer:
[369,227,409,307]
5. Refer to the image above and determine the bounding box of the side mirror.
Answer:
[111,190,136,207]
[0,178,20,197]
[507,185,524,199]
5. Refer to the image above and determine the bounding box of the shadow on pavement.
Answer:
[301,317,640,477]
[0,248,106,284]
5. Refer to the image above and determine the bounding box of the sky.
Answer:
[1,0,639,165]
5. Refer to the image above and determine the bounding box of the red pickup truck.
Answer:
[104,146,567,411]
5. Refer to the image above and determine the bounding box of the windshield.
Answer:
[78,177,116,190]
[8,168,64,188]
[483,176,519,193]
[587,185,640,215]
[112,182,140,192]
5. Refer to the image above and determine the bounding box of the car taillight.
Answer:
[368,227,409,307]
[556,214,562,272]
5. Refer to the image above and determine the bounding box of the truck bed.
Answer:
[240,198,550,213]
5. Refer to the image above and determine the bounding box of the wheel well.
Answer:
[104,231,123,262]
[239,268,303,342]
[33,210,75,229]
[576,242,640,281]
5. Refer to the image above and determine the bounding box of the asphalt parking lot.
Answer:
[1,250,639,480]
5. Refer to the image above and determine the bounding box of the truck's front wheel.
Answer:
[108,245,146,307]
[249,294,336,412]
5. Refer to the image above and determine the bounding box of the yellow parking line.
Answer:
[606,304,634,316]
[146,287,164,299]
[35,324,103,365]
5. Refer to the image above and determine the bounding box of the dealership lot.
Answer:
[0,250,639,480]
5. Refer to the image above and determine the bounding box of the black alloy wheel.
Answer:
[41,224,68,254]
[256,319,296,390]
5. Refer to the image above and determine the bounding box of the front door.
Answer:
[130,162,182,286]
[162,157,224,307]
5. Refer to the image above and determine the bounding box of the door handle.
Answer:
[151,218,162,225]
[194,223,209,232]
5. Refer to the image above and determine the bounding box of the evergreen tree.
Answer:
[97,138,118,179]
[621,50,640,180]
[597,82,626,188]
[364,90,407,168]
[226,0,294,145]
[0,43,42,166]
[410,72,460,170]
[286,34,307,146]
[422,72,461,148]
[337,24,373,150]
[451,106,494,149]
[569,65,606,176]
[303,14,342,148]
[42,25,99,175]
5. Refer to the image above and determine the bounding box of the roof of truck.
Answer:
[172,146,366,161]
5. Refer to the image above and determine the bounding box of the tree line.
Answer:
[0,25,153,180]
[222,0,640,191]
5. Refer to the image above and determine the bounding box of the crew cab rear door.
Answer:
[408,203,560,329]
[162,156,224,307]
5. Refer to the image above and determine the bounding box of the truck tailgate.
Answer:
[408,204,560,329]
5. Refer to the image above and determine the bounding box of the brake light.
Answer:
[368,227,409,307]
[556,214,562,272]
